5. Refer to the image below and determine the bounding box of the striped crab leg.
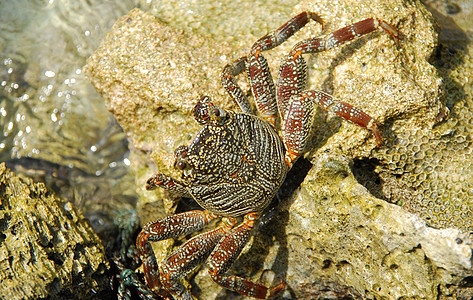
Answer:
[221,12,324,126]
[278,17,398,166]
[282,90,383,167]
[136,210,222,299]
[207,212,285,299]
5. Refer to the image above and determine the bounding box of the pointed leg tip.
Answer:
[268,278,286,298]
[284,150,300,169]
[372,129,383,148]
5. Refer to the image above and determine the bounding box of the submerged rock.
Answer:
[0,163,110,299]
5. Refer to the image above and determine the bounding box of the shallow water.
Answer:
[0,0,144,215]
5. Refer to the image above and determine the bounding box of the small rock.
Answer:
[0,163,110,299]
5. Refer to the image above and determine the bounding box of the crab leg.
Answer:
[221,57,253,114]
[221,12,323,126]
[146,172,192,198]
[208,212,285,299]
[278,18,398,120]
[282,90,382,167]
[159,217,236,299]
[136,210,221,298]
[248,12,324,126]
[279,18,398,166]
[291,18,398,55]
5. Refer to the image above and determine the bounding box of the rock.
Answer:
[0,163,110,299]
[281,153,472,299]
[84,0,473,299]
[84,8,237,223]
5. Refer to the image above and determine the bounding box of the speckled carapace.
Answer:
[136,11,398,299]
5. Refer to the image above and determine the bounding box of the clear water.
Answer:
[0,0,143,214]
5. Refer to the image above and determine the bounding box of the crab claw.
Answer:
[193,96,227,126]
[146,173,169,190]
[146,173,192,197]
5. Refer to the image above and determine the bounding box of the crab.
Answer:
[136,11,398,299]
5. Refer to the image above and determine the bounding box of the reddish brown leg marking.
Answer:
[290,18,398,55]
[208,212,285,299]
[250,12,324,55]
[282,90,382,167]
[221,12,323,126]
[248,12,323,126]
[136,210,219,298]
[281,93,314,167]
[328,99,383,147]
[159,217,237,299]
[277,54,307,122]
[278,18,398,121]
[277,17,398,165]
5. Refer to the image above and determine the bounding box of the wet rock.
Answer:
[0,0,139,232]
[297,0,443,157]
[0,163,110,299]
[366,2,473,234]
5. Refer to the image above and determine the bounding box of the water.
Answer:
[0,0,142,214]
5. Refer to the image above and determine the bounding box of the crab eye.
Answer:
[176,161,187,170]
[212,108,220,117]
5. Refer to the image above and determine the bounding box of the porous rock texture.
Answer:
[0,163,109,299]
[84,1,473,298]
